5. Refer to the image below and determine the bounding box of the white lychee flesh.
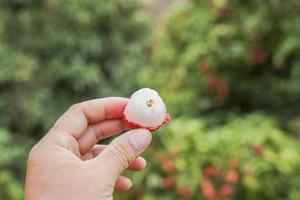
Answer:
[124,88,167,127]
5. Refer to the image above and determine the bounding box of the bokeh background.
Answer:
[1,0,300,199]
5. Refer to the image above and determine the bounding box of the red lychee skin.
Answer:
[202,165,220,177]
[176,186,193,197]
[199,179,216,199]
[161,177,174,188]
[223,170,239,183]
[161,157,176,173]
[253,144,264,156]
[123,113,171,132]
[219,184,234,198]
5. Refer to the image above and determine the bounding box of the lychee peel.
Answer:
[124,113,171,131]
[123,88,171,131]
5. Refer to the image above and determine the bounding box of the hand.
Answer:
[24,98,152,200]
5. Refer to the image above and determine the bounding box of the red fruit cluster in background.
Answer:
[253,144,264,156]
[249,44,268,64]
[229,158,239,169]
[219,184,234,198]
[199,161,240,200]
[161,177,174,189]
[203,165,220,177]
[176,186,193,198]
[200,179,235,200]
[157,154,243,199]
[159,156,176,173]
[199,179,216,199]
[199,60,230,106]
[223,170,239,183]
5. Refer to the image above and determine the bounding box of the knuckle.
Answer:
[69,103,81,112]
[28,145,41,163]
[107,142,135,169]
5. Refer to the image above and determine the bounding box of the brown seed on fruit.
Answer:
[146,99,154,107]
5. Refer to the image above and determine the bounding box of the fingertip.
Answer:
[129,156,147,171]
[122,177,132,190]
[139,156,147,168]
[94,128,151,175]
[126,178,133,189]
[128,128,152,152]
[115,176,133,191]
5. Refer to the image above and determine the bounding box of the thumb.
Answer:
[95,128,152,178]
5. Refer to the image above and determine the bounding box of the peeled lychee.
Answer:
[124,88,170,131]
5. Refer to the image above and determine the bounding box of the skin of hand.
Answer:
[24,97,152,200]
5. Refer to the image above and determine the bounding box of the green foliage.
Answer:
[1,0,300,199]
[0,0,148,137]
[0,0,148,199]
[0,129,27,200]
[134,1,300,199]
[141,0,300,123]
[119,114,300,200]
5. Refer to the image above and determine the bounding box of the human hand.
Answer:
[24,98,152,200]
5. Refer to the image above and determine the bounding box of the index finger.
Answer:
[52,97,128,139]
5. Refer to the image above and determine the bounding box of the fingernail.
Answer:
[125,179,133,189]
[139,157,147,167]
[129,129,151,151]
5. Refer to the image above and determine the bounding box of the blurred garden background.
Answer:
[0,0,300,199]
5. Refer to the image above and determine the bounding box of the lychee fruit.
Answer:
[124,88,170,131]
[176,186,193,197]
